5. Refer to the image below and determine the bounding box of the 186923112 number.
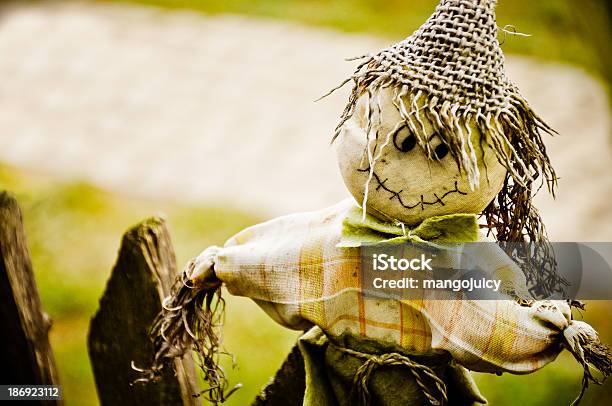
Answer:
[1,385,62,401]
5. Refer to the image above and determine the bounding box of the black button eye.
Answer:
[393,129,417,153]
[434,143,449,160]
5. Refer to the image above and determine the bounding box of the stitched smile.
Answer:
[358,168,467,210]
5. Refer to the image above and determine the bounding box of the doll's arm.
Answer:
[423,299,572,374]
[186,246,221,288]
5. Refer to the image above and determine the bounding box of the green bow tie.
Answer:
[336,206,479,248]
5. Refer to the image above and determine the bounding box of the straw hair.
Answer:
[136,268,241,404]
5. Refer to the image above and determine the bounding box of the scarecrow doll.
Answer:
[142,0,611,404]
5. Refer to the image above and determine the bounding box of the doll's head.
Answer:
[331,0,556,227]
[335,86,507,226]
[330,0,562,296]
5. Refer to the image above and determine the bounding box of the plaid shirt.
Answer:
[214,199,571,374]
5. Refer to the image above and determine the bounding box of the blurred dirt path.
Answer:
[0,1,610,240]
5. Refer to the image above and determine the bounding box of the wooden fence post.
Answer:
[0,191,61,404]
[88,217,199,405]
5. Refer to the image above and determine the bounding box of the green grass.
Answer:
[2,164,611,405]
[0,165,298,406]
[102,0,610,86]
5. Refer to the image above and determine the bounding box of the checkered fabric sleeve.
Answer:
[213,199,570,374]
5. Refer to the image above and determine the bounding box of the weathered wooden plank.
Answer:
[88,217,199,405]
[252,344,305,406]
[0,191,61,404]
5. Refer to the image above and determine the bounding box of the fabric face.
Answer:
[335,87,507,226]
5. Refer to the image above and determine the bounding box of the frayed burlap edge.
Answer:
[135,266,240,404]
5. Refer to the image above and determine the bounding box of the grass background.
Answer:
[3,0,612,404]
[1,164,301,405]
